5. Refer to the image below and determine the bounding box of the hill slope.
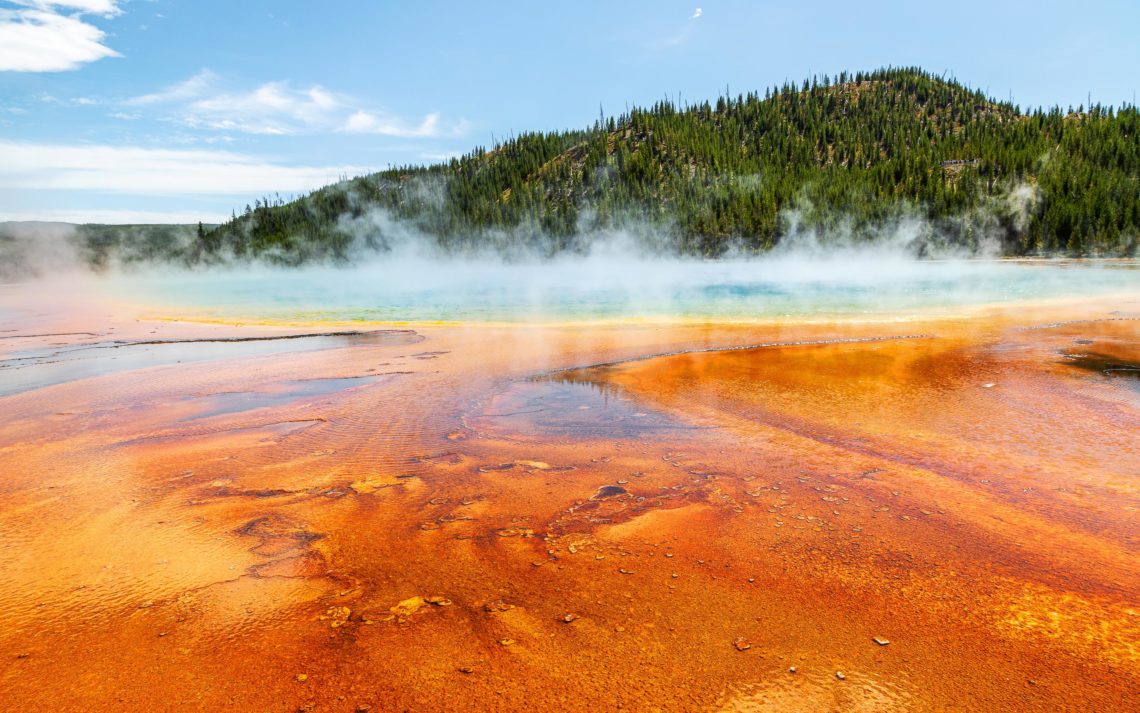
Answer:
[202,67,1140,262]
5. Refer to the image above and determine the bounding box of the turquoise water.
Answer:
[111,257,1139,322]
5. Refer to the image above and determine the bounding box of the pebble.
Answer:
[499,638,516,646]
[618,568,636,575]
[872,637,890,646]
[458,667,474,675]
[836,671,846,681]
[562,613,579,623]
[733,637,751,651]
[296,674,309,683]
[788,666,797,674]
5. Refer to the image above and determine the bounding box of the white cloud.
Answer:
[343,110,441,138]
[0,208,232,224]
[0,1,122,72]
[127,71,462,138]
[691,7,703,20]
[0,140,372,195]
[420,150,464,162]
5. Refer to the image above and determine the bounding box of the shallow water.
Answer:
[109,257,1140,322]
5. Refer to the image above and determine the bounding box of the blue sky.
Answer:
[1,0,1138,224]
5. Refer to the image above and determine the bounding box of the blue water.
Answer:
[111,256,1139,323]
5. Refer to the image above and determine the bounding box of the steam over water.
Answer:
[111,256,1138,322]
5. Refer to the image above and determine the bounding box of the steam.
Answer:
[3,176,1135,324]
[0,222,87,281]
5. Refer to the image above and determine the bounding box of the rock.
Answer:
[499,638,516,646]
[138,601,154,609]
[426,596,452,606]
[618,568,636,575]
[788,666,797,674]
[594,485,628,499]
[733,637,751,651]
[479,463,516,473]
[872,637,890,646]
[836,671,846,680]
[458,666,474,674]
[349,473,403,494]
[390,597,425,616]
[296,674,309,683]
[561,613,579,623]
[484,600,513,613]
[320,606,352,628]
[515,460,553,470]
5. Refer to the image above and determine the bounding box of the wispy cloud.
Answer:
[644,7,705,52]
[0,1,122,72]
[125,69,218,106]
[126,71,465,138]
[0,140,371,195]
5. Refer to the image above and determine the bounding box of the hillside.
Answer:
[171,68,1140,261]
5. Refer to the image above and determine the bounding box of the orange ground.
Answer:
[0,288,1137,711]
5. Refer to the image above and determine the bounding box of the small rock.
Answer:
[499,638,516,646]
[389,597,425,616]
[296,673,309,683]
[138,601,154,609]
[788,666,797,674]
[426,596,452,606]
[835,671,846,681]
[458,666,474,675]
[618,568,636,575]
[561,613,579,623]
[872,637,890,646]
[671,573,679,579]
[733,637,751,652]
[594,485,628,499]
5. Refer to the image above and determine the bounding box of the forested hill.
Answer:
[200,67,1139,262]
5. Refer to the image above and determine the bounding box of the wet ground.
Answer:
[0,287,1137,711]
